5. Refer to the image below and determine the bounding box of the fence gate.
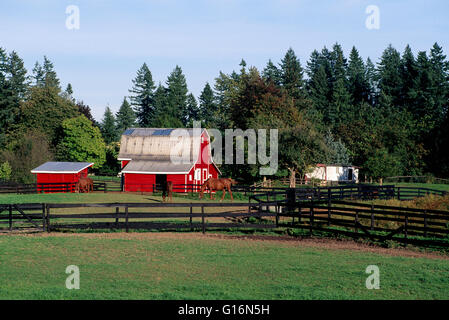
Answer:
[0,204,45,233]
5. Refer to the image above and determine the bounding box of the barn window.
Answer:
[201,137,204,143]
[189,175,192,181]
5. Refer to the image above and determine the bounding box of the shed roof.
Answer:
[31,162,94,174]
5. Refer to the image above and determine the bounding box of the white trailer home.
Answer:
[306,164,359,183]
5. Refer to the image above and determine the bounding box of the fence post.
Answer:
[397,187,401,200]
[201,205,205,234]
[104,183,107,193]
[275,203,279,227]
[423,210,428,238]
[355,210,359,234]
[46,205,50,232]
[125,206,129,233]
[309,201,314,235]
[370,205,374,231]
[327,198,331,226]
[8,204,12,231]
[42,203,46,232]
[190,204,193,231]
[404,212,408,247]
[115,207,119,229]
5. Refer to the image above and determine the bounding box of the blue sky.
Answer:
[0,0,448,121]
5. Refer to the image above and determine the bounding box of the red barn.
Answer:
[118,128,220,192]
[31,162,94,193]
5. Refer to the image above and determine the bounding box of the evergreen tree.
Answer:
[100,106,118,144]
[0,48,15,140]
[165,65,188,124]
[308,65,330,113]
[400,45,419,114]
[198,82,215,125]
[280,48,306,100]
[262,59,282,86]
[116,97,136,134]
[429,42,449,121]
[7,51,29,100]
[377,45,403,108]
[347,47,369,105]
[32,61,45,87]
[42,56,60,89]
[365,58,377,106]
[129,63,155,127]
[184,93,199,126]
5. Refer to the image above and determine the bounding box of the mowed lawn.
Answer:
[1,233,448,300]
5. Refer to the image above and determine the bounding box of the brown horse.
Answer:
[162,181,173,202]
[76,177,93,193]
[199,178,236,202]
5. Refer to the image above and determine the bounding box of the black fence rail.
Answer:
[1,199,449,248]
[3,202,276,233]
[0,204,46,232]
[277,199,449,248]
[249,184,447,204]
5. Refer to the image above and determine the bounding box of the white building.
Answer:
[306,164,359,183]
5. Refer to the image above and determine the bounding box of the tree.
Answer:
[116,97,136,134]
[324,130,350,165]
[280,48,306,100]
[129,63,155,127]
[166,65,188,124]
[100,106,118,144]
[1,131,54,183]
[0,48,16,140]
[364,148,404,182]
[76,101,97,125]
[262,59,282,86]
[198,82,215,125]
[6,51,29,100]
[184,93,199,126]
[347,46,369,105]
[42,56,60,89]
[56,115,106,169]
[0,161,12,181]
[377,45,403,108]
[16,86,80,144]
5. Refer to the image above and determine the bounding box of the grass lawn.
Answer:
[0,233,448,300]
[0,191,243,204]
[390,183,449,192]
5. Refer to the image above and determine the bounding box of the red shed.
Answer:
[31,162,94,193]
[118,128,220,192]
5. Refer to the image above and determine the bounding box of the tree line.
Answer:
[1,42,448,185]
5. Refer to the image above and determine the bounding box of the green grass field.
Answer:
[1,188,449,300]
[1,233,448,300]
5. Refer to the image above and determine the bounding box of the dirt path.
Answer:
[5,231,448,260]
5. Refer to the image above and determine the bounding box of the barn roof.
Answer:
[31,162,94,174]
[118,128,221,174]
[118,128,206,162]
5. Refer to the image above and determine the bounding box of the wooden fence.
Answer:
[1,198,448,248]
[277,199,449,248]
